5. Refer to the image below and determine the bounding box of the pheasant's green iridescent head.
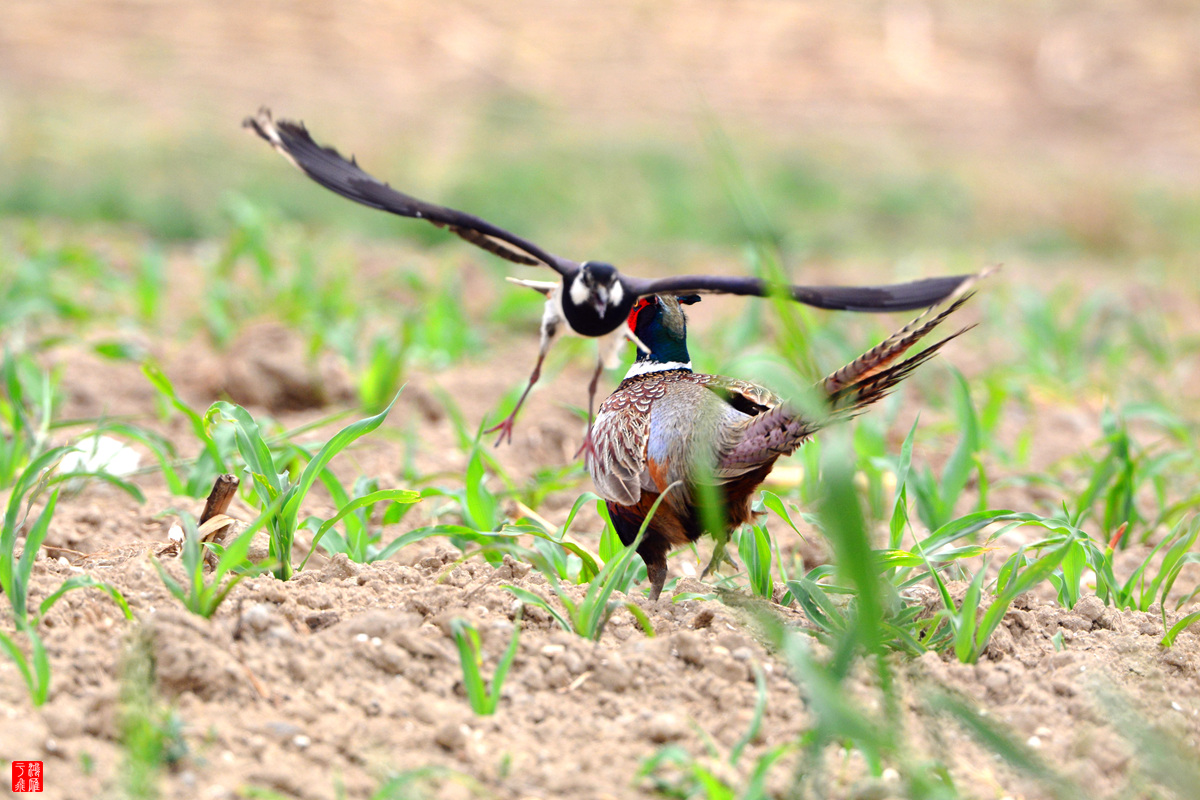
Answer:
[625,295,701,375]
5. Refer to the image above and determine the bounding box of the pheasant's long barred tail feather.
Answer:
[823,291,975,401]
[719,291,975,471]
[829,322,974,415]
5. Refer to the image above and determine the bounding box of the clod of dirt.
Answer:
[434,721,469,752]
[198,322,354,411]
[642,712,688,743]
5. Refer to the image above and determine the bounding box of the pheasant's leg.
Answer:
[645,557,669,602]
[573,356,605,459]
[485,307,559,447]
[700,529,741,580]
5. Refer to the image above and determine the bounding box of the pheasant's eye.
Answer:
[627,298,650,329]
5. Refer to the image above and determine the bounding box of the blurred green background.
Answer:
[4,0,1200,271]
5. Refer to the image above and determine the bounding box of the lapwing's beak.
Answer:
[590,293,609,318]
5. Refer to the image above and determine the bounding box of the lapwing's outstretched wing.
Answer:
[243,108,579,277]
[623,272,975,313]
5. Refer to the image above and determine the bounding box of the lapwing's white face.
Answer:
[575,262,621,318]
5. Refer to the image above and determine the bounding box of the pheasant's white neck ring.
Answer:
[624,360,692,379]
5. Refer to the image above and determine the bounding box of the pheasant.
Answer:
[245,108,974,446]
[586,288,975,601]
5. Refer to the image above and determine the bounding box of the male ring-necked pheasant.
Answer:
[586,288,975,600]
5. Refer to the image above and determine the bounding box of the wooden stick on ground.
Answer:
[199,474,239,528]
[198,474,240,567]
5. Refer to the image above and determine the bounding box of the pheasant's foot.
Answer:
[700,537,741,580]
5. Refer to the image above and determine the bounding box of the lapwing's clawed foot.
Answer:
[573,429,598,461]
[484,415,518,448]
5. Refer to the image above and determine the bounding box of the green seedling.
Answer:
[908,369,986,533]
[463,445,501,531]
[735,523,775,600]
[207,391,400,579]
[415,449,504,534]
[151,511,266,619]
[331,492,603,582]
[925,526,1080,664]
[120,631,187,799]
[517,462,589,512]
[1009,288,1129,391]
[0,626,50,707]
[133,245,166,326]
[301,473,421,567]
[449,609,522,715]
[405,278,480,368]
[496,516,599,585]
[143,363,235,497]
[0,448,133,707]
[502,490,674,641]
[357,332,409,415]
[1069,404,1200,543]
[784,420,1102,662]
[0,348,57,490]
[2,448,134,630]
[1,449,65,630]
[1088,516,1200,621]
[1,240,110,329]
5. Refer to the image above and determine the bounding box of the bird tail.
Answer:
[820,290,976,415]
[718,280,980,470]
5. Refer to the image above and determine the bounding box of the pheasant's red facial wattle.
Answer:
[627,298,652,331]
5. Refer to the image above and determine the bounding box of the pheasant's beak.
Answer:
[624,325,650,354]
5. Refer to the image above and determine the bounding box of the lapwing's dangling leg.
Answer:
[486,283,561,446]
[574,324,649,459]
[573,356,606,459]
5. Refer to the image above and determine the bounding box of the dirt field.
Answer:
[0,256,1195,799]
[3,2,1200,799]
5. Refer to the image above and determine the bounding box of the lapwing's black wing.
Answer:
[623,272,975,312]
[243,108,578,277]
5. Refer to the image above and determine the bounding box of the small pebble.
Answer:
[240,604,275,634]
